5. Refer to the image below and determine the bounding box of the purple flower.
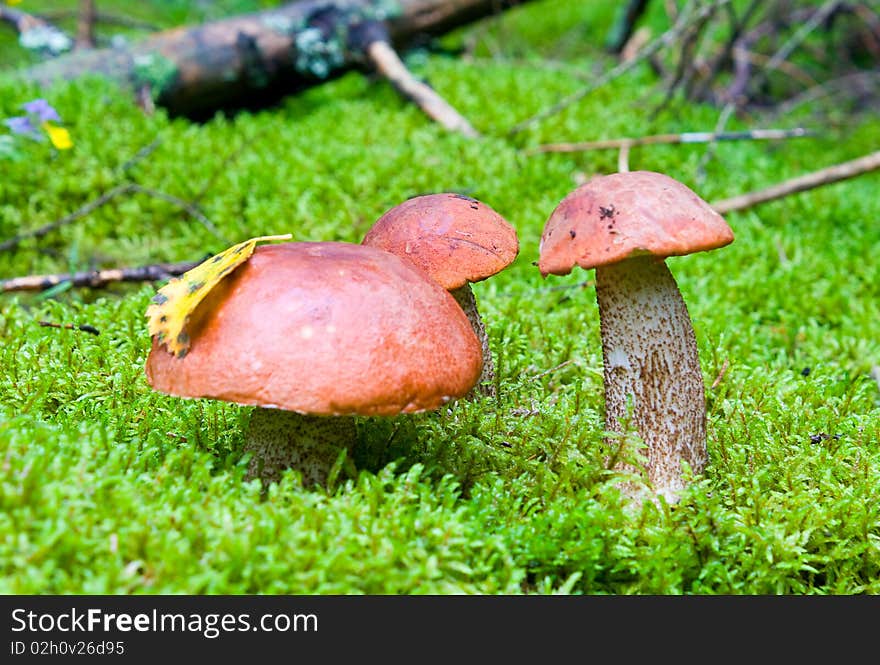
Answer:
[21,98,61,123]
[3,116,41,138]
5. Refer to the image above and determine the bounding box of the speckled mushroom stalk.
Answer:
[595,256,707,503]
[362,192,519,398]
[448,283,494,393]
[538,170,734,504]
[244,411,357,486]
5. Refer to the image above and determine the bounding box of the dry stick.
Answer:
[365,40,479,138]
[0,183,224,253]
[710,358,730,389]
[695,100,736,182]
[617,143,631,172]
[526,127,814,155]
[508,0,729,135]
[38,321,100,335]
[711,150,880,215]
[75,0,96,50]
[118,138,162,173]
[2,260,202,293]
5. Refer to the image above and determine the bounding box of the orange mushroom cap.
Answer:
[363,193,519,290]
[538,171,734,277]
[145,242,483,416]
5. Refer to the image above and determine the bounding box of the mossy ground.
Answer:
[1,1,878,594]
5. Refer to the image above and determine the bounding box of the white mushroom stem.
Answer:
[594,255,707,504]
[450,283,495,397]
[243,409,357,487]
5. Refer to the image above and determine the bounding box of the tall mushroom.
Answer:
[146,241,483,486]
[538,171,734,504]
[362,193,519,396]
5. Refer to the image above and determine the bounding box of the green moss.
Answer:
[0,0,878,594]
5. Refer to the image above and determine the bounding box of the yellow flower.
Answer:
[42,121,72,150]
[7,0,24,6]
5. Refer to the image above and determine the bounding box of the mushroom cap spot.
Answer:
[537,171,734,276]
[145,242,483,416]
[363,193,519,290]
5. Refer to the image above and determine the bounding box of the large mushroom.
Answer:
[538,171,734,504]
[146,241,483,486]
[362,193,519,396]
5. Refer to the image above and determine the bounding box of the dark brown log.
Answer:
[21,0,531,119]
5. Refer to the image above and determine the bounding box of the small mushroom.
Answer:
[538,171,734,504]
[362,193,519,396]
[145,242,483,486]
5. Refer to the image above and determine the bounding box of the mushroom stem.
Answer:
[243,409,357,486]
[595,255,707,503]
[450,283,495,397]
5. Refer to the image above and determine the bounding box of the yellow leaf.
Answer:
[42,121,72,150]
[146,234,292,358]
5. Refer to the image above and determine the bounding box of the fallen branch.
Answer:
[711,150,880,214]
[525,127,814,154]
[21,0,532,125]
[0,183,224,253]
[2,260,203,293]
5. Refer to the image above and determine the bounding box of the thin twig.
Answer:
[38,320,100,335]
[618,143,631,172]
[118,138,162,173]
[508,0,730,136]
[2,260,203,293]
[530,359,577,382]
[711,150,880,214]
[0,183,225,253]
[75,0,96,50]
[366,39,479,137]
[525,127,814,154]
[710,358,730,389]
[695,100,736,183]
